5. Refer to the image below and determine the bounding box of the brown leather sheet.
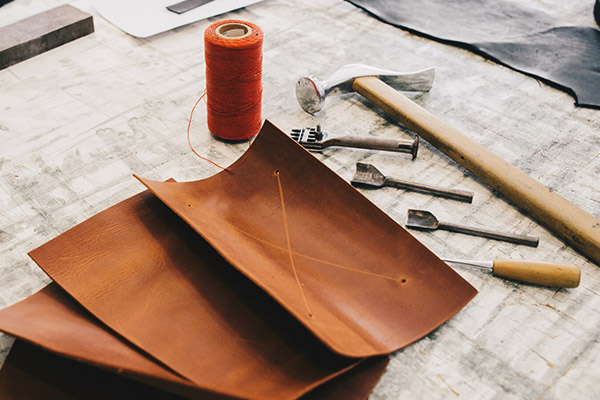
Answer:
[0,284,388,399]
[27,185,356,399]
[0,284,215,399]
[301,357,389,400]
[0,341,186,400]
[136,120,476,357]
[5,120,475,398]
[0,341,388,400]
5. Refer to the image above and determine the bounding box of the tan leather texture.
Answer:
[0,340,388,400]
[0,341,187,400]
[0,284,212,399]
[137,120,477,357]
[27,188,357,399]
[0,285,387,399]
[1,120,474,398]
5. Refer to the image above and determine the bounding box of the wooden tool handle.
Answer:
[353,76,600,265]
[493,260,580,288]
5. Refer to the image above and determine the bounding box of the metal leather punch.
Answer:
[290,125,419,158]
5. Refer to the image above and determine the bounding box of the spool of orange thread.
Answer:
[204,20,263,141]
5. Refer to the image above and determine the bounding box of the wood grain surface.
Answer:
[0,0,599,399]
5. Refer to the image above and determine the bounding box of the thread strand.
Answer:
[186,89,251,171]
[196,198,401,282]
[275,171,313,318]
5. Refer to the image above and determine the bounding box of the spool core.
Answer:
[216,22,252,39]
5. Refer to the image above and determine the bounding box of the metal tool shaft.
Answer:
[385,177,473,202]
[438,222,539,247]
[442,258,580,288]
[442,258,494,272]
[291,126,419,157]
[329,136,417,157]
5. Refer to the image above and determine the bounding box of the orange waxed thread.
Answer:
[204,20,263,141]
[187,19,263,170]
[197,200,401,283]
[275,170,313,318]
[186,89,251,171]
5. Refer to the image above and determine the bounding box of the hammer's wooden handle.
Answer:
[353,76,600,265]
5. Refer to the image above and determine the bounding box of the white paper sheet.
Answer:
[91,0,265,38]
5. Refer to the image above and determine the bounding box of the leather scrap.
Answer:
[302,357,390,400]
[346,0,600,109]
[0,284,213,399]
[27,187,357,400]
[137,120,476,357]
[0,285,388,399]
[2,120,475,398]
[0,341,186,400]
[0,341,389,400]
[475,27,600,108]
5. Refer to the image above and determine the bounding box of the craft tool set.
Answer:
[1,1,598,398]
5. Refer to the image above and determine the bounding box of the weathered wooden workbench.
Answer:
[1,0,599,398]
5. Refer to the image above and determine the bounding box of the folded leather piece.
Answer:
[0,341,185,400]
[0,285,388,399]
[0,341,389,400]
[136,120,476,357]
[27,184,358,399]
[346,0,600,109]
[301,357,389,400]
[9,120,475,398]
[0,284,217,399]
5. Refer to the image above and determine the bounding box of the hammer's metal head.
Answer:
[296,64,435,115]
[296,76,326,115]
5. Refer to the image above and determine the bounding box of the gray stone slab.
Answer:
[0,4,94,70]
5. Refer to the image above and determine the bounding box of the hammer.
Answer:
[296,64,600,266]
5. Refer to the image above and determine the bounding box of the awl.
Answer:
[443,259,580,288]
